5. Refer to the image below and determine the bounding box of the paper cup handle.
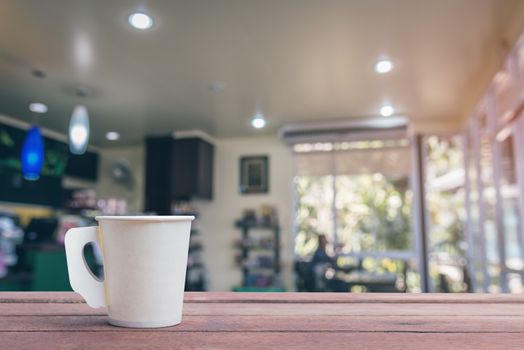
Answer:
[65,226,106,308]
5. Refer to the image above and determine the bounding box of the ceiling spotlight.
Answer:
[251,113,266,129]
[106,131,120,141]
[128,12,153,30]
[380,105,395,117]
[374,59,394,74]
[29,103,48,114]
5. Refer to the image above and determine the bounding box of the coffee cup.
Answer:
[64,215,194,328]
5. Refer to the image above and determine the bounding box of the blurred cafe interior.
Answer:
[1,0,524,294]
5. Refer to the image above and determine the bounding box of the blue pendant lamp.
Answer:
[22,69,47,181]
[21,125,45,181]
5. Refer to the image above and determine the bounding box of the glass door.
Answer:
[424,135,468,292]
[497,116,524,292]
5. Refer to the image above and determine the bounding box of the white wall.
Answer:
[63,144,145,212]
[95,145,145,212]
[194,135,294,291]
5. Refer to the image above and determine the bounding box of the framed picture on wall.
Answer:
[240,155,269,194]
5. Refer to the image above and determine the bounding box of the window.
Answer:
[293,136,419,292]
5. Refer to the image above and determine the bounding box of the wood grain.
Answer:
[3,302,524,317]
[4,291,524,303]
[2,332,524,350]
[1,315,524,333]
[1,292,523,350]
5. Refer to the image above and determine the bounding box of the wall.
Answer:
[194,135,294,291]
[63,144,145,212]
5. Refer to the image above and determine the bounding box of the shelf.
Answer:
[235,245,274,252]
[241,266,276,271]
[235,217,281,290]
[235,220,279,230]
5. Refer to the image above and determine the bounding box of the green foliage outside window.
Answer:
[294,174,412,258]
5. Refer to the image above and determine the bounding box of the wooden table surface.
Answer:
[2,292,524,349]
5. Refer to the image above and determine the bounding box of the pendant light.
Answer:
[19,68,51,180]
[68,90,90,154]
[21,96,47,181]
[21,126,45,181]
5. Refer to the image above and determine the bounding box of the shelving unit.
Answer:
[234,220,284,292]
[185,226,207,291]
[172,206,207,291]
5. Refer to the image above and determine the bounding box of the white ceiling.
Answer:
[0,0,523,146]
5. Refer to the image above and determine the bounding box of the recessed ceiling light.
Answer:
[128,13,153,30]
[374,59,394,74]
[29,103,48,114]
[251,113,266,129]
[106,131,120,141]
[380,105,395,117]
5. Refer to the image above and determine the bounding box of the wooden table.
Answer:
[2,292,524,349]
